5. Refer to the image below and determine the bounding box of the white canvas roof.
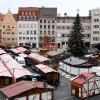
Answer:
[0,61,11,77]
[63,56,87,65]
[0,54,32,79]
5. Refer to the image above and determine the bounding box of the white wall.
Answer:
[18,21,39,48]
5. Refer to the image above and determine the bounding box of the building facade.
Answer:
[38,7,57,48]
[91,8,100,47]
[1,8,100,49]
[1,10,18,47]
[18,7,39,48]
[56,15,91,49]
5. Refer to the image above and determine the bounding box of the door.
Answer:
[75,87,79,97]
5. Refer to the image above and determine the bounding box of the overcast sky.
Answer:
[0,0,100,16]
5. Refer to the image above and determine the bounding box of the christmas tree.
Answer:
[68,13,85,57]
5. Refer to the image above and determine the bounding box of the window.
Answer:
[40,19,42,23]
[44,25,46,29]
[19,16,22,20]
[52,31,54,35]
[52,20,54,23]
[48,25,50,29]
[93,37,99,41]
[3,38,6,41]
[30,37,33,40]
[7,32,10,34]
[3,25,5,28]
[40,25,42,29]
[93,25,99,28]
[12,32,14,34]
[52,25,54,29]
[44,31,46,35]
[44,19,46,23]
[30,30,33,34]
[8,25,10,28]
[57,26,61,29]
[48,31,50,35]
[30,16,33,20]
[34,30,36,34]
[66,34,70,37]
[12,38,14,40]
[19,37,22,40]
[23,37,25,40]
[19,32,22,34]
[48,20,50,23]
[94,19,99,22]
[23,16,25,20]
[25,12,28,15]
[62,34,65,37]
[12,26,14,28]
[7,38,10,41]
[39,37,42,40]
[62,26,65,29]
[3,32,5,34]
[40,31,42,35]
[34,37,36,40]
[93,31,99,34]
[27,37,29,40]
[27,31,29,34]
[27,16,29,20]
[63,20,65,23]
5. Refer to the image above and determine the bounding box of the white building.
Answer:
[91,8,100,46]
[56,15,91,49]
[18,21,39,48]
[18,7,39,48]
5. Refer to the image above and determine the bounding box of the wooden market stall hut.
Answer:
[0,81,55,100]
[0,54,33,84]
[71,72,100,99]
[46,49,67,70]
[26,53,50,66]
[0,60,12,88]
[35,64,60,87]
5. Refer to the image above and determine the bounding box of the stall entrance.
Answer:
[75,87,79,97]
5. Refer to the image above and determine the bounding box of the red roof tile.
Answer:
[0,81,54,99]
[72,73,95,85]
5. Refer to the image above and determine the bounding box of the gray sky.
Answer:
[1,0,100,16]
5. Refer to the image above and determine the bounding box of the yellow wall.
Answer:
[1,10,18,47]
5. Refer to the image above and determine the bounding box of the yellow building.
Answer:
[1,10,18,47]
